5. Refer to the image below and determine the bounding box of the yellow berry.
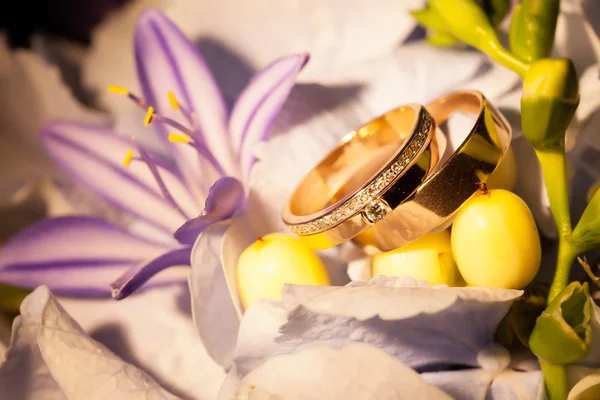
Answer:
[372,230,461,286]
[487,145,517,191]
[451,188,541,289]
[236,233,330,309]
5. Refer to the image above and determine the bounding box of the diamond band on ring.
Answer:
[282,104,438,250]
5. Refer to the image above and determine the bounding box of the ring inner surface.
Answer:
[289,107,417,218]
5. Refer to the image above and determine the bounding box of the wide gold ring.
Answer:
[282,104,438,250]
[365,90,512,251]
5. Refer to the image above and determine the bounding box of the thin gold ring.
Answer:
[363,90,512,251]
[282,104,438,250]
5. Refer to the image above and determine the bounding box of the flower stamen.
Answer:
[108,85,146,106]
[108,85,225,176]
[167,91,180,110]
[144,107,155,126]
[144,107,154,126]
[168,133,192,143]
[122,149,135,167]
[166,91,195,127]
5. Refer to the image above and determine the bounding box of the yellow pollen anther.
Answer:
[144,107,155,126]
[108,85,129,95]
[167,91,180,110]
[168,133,192,143]
[122,149,134,167]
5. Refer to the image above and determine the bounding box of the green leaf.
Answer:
[0,282,30,313]
[529,282,592,364]
[510,285,547,348]
[568,369,600,400]
[573,188,600,253]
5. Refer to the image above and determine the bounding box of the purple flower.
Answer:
[0,9,307,300]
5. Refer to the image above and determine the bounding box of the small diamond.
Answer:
[347,198,359,211]
[363,199,391,223]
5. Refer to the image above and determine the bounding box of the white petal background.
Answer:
[1,0,600,399]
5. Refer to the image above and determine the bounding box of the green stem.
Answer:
[484,41,530,77]
[535,148,578,400]
[540,360,569,400]
[548,237,578,303]
[535,149,572,240]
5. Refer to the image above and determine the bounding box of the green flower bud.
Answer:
[429,0,499,50]
[410,7,448,31]
[426,31,461,47]
[411,8,462,48]
[529,282,592,364]
[428,0,529,76]
[509,0,560,62]
[521,58,580,150]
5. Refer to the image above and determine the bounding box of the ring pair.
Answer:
[281,91,512,251]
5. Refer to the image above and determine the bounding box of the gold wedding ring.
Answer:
[282,104,439,250]
[366,90,512,250]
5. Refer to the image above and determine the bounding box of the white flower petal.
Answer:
[0,37,104,149]
[59,285,225,400]
[555,2,600,73]
[575,64,600,123]
[84,0,424,110]
[282,276,522,321]
[0,36,124,224]
[0,288,66,400]
[421,369,491,399]
[511,136,556,238]
[0,36,104,196]
[227,342,452,400]
[1,286,179,400]
[189,220,244,367]
[305,42,487,113]
[231,300,289,377]
[489,370,543,400]
[454,60,521,101]
[231,276,521,376]
[37,290,177,400]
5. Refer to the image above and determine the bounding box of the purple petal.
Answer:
[42,121,201,234]
[110,247,191,300]
[174,177,245,244]
[229,54,309,152]
[0,216,187,297]
[135,9,233,193]
[236,55,309,179]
